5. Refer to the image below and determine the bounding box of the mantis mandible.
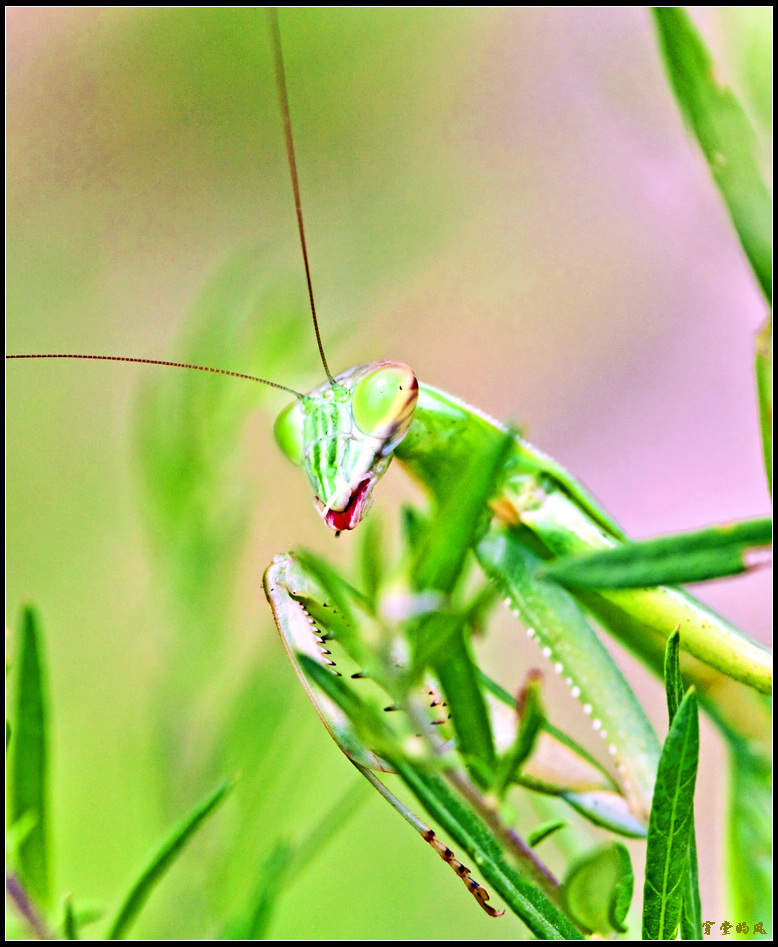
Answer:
[7,8,771,936]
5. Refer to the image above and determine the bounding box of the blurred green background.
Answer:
[7,7,771,938]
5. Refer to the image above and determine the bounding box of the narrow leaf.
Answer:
[412,426,516,595]
[544,517,771,589]
[681,827,703,941]
[409,430,516,779]
[8,607,50,908]
[494,673,544,795]
[292,548,367,653]
[400,503,428,549]
[478,528,660,828]
[105,777,235,939]
[528,820,567,848]
[642,689,700,939]
[396,758,582,938]
[755,317,772,495]
[725,733,772,922]
[664,631,702,939]
[652,7,772,303]
[416,610,496,778]
[358,513,385,608]
[664,628,684,722]
[62,894,79,940]
[220,840,294,940]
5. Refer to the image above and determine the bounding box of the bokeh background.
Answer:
[7,7,772,939]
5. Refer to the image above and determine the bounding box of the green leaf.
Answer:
[136,252,315,678]
[528,820,567,848]
[543,517,772,589]
[494,672,544,796]
[415,610,497,779]
[478,527,660,833]
[725,733,772,922]
[407,430,516,780]
[562,841,634,935]
[755,318,772,495]
[395,758,583,939]
[400,503,428,550]
[652,8,773,497]
[105,777,235,939]
[293,548,368,649]
[8,606,50,908]
[55,896,104,939]
[663,628,684,722]
[62,895,78,940]
[652,7,772,303]
[411,426,516,596]
[357,513,385,609]
[664,631,702,940]
[297,653,387,756]
[681,826,703,941]
[220,839,294,940]
[642,688,700,939]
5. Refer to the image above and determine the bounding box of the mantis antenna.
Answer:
[5,354,304,399]
[7,8,335,397]
[268,6,336,387]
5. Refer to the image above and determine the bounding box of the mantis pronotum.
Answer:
[7,8,771,937]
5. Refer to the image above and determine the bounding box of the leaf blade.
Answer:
[105,777,235,939]
[642,688,700,940]
[8,607,51,908]
[543,517,772,589]
[664,631,702,940]
[652,7,772,303]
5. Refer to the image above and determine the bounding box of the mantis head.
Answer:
[274,361,418,531]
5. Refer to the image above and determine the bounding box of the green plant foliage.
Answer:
[725,737,773,929]
[105,778,235,939]
[664,631,702,940]
[61,895,78,941]
[542,517,771,589]
[652,7,772,303]
[642,688,700,940]
[7,607,51,910]
[527,820,567,849]
[653,6,773,495]
[755,319,773,492]
[219,839,294,940]
[493,672,544,796]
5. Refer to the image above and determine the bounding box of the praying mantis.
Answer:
[6,7,768,940]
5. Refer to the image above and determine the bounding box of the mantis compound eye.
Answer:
[274,399,306,466]
[351,363,418,444]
